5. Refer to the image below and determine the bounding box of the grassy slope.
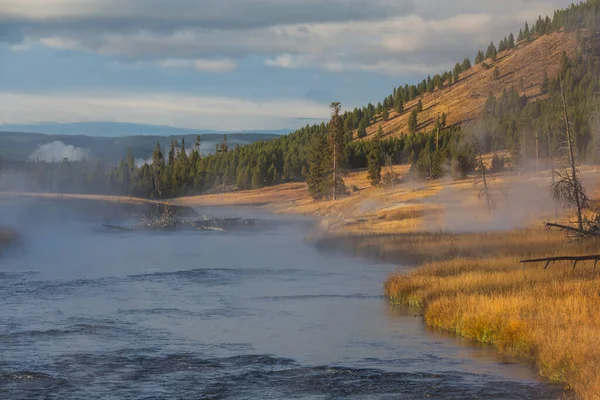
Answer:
[361,31,577,139]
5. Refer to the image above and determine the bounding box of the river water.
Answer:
[0,205,564,399]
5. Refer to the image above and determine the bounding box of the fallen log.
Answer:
[102,224,133,231]
[520,255,600,270]
[545,222,600,239]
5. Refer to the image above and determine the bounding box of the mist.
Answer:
[28,141,91,162]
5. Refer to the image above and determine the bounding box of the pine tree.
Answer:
[125,148,135,173]
[492,66,500,80]
[307,132,331,200]
[541,70,550,94]
[367,127,383,187]
[382,107,389,121]
[475,50,485,64]
[508,33,515,48]
[151,142,164,198]
[486,42,497,59]
[358,119,367,138]
[395,98,404,114]
[462,57,472,70]
[408,109,418,133]
[416,99,423,113]
[524,21,531,42]
[328,102,346,200]
[498,38,506,52]
[453,62,461,83]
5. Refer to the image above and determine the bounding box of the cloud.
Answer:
[0,0,573,76]
[28,141,91,162]
[113,58,237,73]
[0,91,331,131]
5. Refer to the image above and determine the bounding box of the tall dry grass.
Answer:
[384,229,600,398]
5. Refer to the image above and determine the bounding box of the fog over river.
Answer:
[0,204,564,399]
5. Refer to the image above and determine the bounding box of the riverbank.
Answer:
[2,166,599,397]
[178,165,600,398]
[382,229,600,398]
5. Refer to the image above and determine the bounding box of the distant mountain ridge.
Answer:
[0,122,292,137]
[0,130,280,163]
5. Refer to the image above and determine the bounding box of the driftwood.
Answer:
[520,255,600,270]
[103,212,257,233]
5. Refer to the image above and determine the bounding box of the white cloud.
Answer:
[1,0,575,76]
[159,58,237,72]
[0,91,330,131]
[28,141,91,162]
[265,54,296,69]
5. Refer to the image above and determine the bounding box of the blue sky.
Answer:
[0,0,574,132]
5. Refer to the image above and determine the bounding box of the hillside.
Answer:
[362,30,579,139]
[0,131,279,163]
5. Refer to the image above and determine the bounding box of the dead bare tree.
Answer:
[382,155,395,189]
[542,78,600,240]
[544,117,555,184]
[473,137,495,213]
[550,77,587,231]
[328,102,344,201]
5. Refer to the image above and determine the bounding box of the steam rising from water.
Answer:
[28,141,90,162]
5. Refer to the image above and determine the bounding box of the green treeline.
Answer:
[5,0,600,199]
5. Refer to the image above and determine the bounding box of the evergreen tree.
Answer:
[416,99,423,113]
[395,98,404,114]
[475,50,485,64]
[508,33,515,48]
[408,109,418,133]
[453,62,461,83]
[462,57,472,70]
[382,107,389,121]
[151,142,165,197]
[358,119,367,138]
[307,132,331,199]
[125,148,135,173]
[492,66,501,80]
[486,42,497,59]
[498,38,506,52]
[541,70,550,94]
[524,21,531,42]
[328,102,346,200]
[367,127,383,186]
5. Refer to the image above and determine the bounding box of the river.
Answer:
[0,204,564,399]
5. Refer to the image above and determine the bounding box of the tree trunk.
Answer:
[476,139,492,213]
[560,77,583,231]
[332,141,337,201]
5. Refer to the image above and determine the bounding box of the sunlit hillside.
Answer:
[361,30,579,139]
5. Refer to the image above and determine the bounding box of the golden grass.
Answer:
[384,229,600,398]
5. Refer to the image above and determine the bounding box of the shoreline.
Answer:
[176,167,600,398]
[2,166,599,397]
